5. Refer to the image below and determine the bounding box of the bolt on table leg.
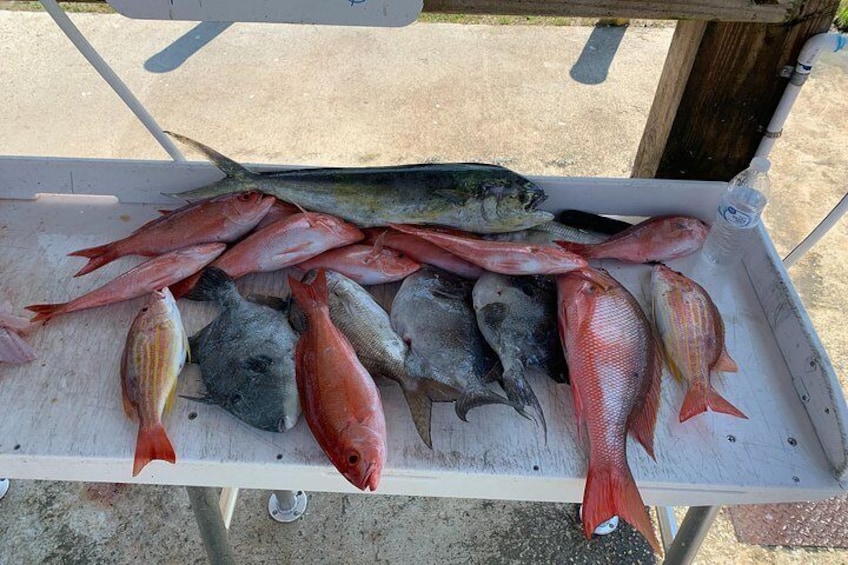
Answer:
[662,506,720,565]
[268,490,308,523]
[186,486,236,565]
[0,478,9,501]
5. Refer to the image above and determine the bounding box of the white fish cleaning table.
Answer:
[1,158,846,560]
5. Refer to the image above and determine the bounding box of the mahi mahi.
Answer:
[165,132,553,234]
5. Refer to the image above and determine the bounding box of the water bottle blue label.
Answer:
[720,204,753,227]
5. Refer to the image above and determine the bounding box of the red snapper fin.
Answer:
[289,268,328,311]
[582,462,661,553]
[68,243,119,277]
[554,240,593,257]
[679,381,747,422]
[627,341,662,460]
[712,348,739,373]
[25,303,66,324]
[132,423,176,476]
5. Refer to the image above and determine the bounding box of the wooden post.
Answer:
[636,0,840,181]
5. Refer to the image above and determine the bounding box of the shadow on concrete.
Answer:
[569,25,627,85]
[145,21,233,73]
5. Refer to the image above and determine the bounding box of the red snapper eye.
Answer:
[238,193,251,202]
[348,453,359,465]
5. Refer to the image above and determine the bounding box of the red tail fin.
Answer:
[68,243,120,277]
[289,268,328,311]
[25,303,66,324]
[582,462,661,553]
[133,423,176,476]
[555,241,592,256]
[679,381,747,422]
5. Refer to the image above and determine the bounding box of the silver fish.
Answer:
[390,266,518,423]
[186,268,300,433]
[473,273,568,438]
[291,270,455,448]
[485,220,609,245]
[165,132,553,234]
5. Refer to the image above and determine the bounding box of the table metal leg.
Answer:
[268,490,308,523]
[662,505,721,565]
[0,478,9,501]
[186,486,237,565]
[656,506,679,553]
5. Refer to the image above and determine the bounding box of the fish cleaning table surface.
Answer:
[0,157,845,507]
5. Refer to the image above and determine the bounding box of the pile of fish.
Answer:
[7,133,752,553]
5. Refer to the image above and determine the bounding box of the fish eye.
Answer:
[347,452,360,465]
[231,392,243,405]
[238,193,251,201]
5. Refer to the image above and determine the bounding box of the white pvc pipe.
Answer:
[39,0,185,161]
[756,33,847,159]
[783,192,848,268]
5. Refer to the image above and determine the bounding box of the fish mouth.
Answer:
[350,463,380,492]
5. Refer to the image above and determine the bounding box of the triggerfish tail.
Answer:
[288,269,329,312]
[133,423,176,477]
[679,381,748,423]
[454,388,517,423]
[582,462,661,553]
[26,303,66,324]
[68,243,118,277]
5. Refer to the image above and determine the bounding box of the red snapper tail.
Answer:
[133,423,176,476]
[582,462,661,553]
[680,381,747,422]
[25,303,67,324]
[289,268,329,312]
[68,243,119,277]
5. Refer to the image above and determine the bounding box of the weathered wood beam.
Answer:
[642,0,840,181]
[422,0,795,23]
[632,20,707,179]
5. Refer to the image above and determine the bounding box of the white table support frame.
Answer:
[2,2,846,563]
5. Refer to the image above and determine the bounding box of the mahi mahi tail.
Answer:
[164,132,258,200]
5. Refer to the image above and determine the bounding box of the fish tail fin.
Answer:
[502,363,547,443]
[132,423,176,477]
[163,132,256,199]
[680,381,747,422]
[184,267,238,304]
[288,269,328,312]
[455,387,514,423]
[582,461,661,553]
[68,243,119,277]
[25,303,66,324]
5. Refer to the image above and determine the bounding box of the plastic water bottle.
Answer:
[701,157,771,266]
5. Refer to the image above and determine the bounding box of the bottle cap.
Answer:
[750,157,771,173]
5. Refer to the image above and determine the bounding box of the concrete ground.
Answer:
[1,10,847,564]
